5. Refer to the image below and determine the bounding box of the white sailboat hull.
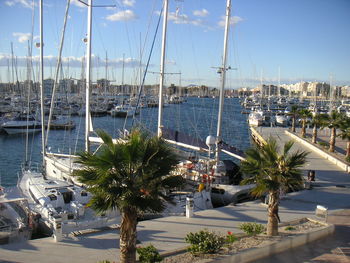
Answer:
[18,169,120,236]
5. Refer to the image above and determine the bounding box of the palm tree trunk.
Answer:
[267,191,280,236]
[301,120,306,138]
[312,124,317,144]
[292,117,296,132]
[329,127,336,152]
[120,207,138,263]
[347,141,350,158]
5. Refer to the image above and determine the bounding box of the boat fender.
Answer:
[202,174,208,183]
[198,183,205,192]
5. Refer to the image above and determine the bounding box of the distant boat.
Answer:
[275,112,289,126]
[1,114,41,135]
[110,104,136,117]
[248,111,264,127]
[45,116,75,130]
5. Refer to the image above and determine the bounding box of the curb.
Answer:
[285,130,350,173]
[159,218,334,263]
[250,127,267,146]
[207,219,334,263]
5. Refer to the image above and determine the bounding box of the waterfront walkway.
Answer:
[1,127,350,263]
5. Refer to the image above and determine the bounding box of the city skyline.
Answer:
[0,0,349,89]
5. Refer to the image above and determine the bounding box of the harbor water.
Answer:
[0,97,251,187]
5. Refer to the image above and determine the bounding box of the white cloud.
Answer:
[71,0,86,8]
[13,32,31,43]
[165,59,176,65]
[5,1,15,6]
[193,9,209,17]
[122,0,135,7]
[106,10,137,21]
[0,53,141,69]
[218,15,243,27]
[5,0,33,9]
[168,12,203,26]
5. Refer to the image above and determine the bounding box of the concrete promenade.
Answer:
[1,127,349,263]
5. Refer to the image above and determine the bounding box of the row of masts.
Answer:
[34,0,233,169]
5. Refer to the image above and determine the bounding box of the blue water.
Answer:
[0,97,251,187]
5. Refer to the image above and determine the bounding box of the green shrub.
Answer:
[185,229,225,255]
[225,231,237,244]
[284,226,296,231]
[345,156,350,163]
[239,222,265,236]
[318,141,329,148]
[136,244,163,263]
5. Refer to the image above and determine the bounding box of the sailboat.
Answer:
[1,112,41,135]
[18,0,120,242]
[0,185,32,244]
[158,0,254,207]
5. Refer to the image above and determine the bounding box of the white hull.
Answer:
[18,169,120,238]
[3,127,41,135]
[44,153,82,185]
[0,187,32,244]
[248,118,263,127]
[275,115,288,126]
[248,112,264,127]
[109,105,136,117]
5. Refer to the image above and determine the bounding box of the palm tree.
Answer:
[240,138,308,236]
[288,105,299,132]
[321,111,345,152]
[338,117,350,159]
[298,108,312,138]
[73,129,184,263]
[310,113,327,144]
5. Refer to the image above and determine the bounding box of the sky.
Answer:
[0,0,349,89]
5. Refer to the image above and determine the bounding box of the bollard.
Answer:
[186,197,194,218]
[308,170,316,181]
[53,217,62,242]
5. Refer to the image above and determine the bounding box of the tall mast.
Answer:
[85,0,92,152]
[46,0,70,146]
[105,51,108,95]
[122,53,125,94]
[11,42,15,92]
[25,41,31,167]
[39,0,46,170]
[215,0,231,163]
[157,0,169,137]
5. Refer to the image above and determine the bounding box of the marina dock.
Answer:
[1,127,350,263]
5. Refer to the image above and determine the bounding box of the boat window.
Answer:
[67,213,74,220]
[48,194,57,201]
[62,191,73,204]
[211,188,225,195]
